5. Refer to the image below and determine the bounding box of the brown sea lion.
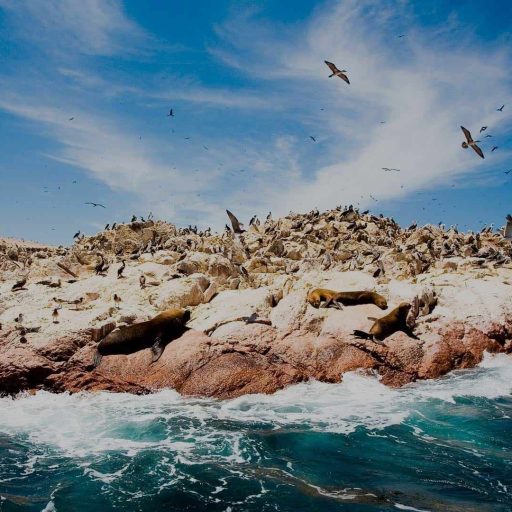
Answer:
[353,302,417,343]
[93,308,191,368]
[307,288,388,310]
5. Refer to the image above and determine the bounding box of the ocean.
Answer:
[0,353,511,511]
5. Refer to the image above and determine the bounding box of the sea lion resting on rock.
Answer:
[353,302,417,343]
[307,288,388,310]
[93,308,191,368]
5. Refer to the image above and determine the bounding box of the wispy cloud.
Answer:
[0,0,147,56]
[211,0,512,216]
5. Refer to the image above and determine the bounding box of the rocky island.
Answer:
[1,207,511,398]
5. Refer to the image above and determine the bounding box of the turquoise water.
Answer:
[0,353,511,511]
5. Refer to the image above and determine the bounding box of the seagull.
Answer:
[382,167,401,172]
[497,105,505,112]
[491,146,499,152]
[460,126,484,159]
[324,61,350,84]
[167,109,174,117]
[84,202,106,208]
[226,210,245,234]
[309,136,316,142]
[480,126,487,133]
[484,134,493,138]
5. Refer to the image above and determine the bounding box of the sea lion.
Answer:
[307,288,388,310]
[93,308,191,368]
[353,302,417,343]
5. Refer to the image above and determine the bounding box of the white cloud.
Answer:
[211,0,512,216]
[0,0,146,56]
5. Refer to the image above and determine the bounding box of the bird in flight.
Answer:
[398,34,406,38]
[382,167,401,172]
[504,170,512,175]
[309,136,316,142]
[479,126,487,133]
[484,134,493,138]
[491,146,499,152]
[226,210,245,234]
[84,202,106,208]
[460,126,484,159]
[324,61,350,84]
[167,109,174,117]
[497,105,505,112]
[69,117,74,121]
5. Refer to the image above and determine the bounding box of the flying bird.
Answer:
[382,167,401,172]
[484,134,493,138]
[167,109,174,117]
[324,61,350,84]
[84,202,106,208]
[479,126,487,133]
[309,136,316,142]
[497,105,505,112]
[460,126,484,159]
[226,210,245,234]
[492,146,499,152]
[504,170,512,175]
[398,34,406,38]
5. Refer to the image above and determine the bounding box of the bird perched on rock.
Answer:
[113,294,122,308]
[117,260,126,279]
[139,275,146,289]
[52,306,61,324]
[324,61,350,84]
[73,230,81,240]
[505,214,512,239]
[12,277,27,291]
[460,126,484,159]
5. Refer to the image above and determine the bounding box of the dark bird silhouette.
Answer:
[104,224,110,230]
[324,61,350,84]
[497,105,505,112]
[52,306,61,324]
[492,146,498,152]
[226,210,245,234]
[131,215,137,222]
[249,215,257,226]
[167,109,174,117]
[382,167,401,172]
[484,134,493,138]
[85,202,106,208]
[504,170,512,175]
[73,231,81,239]
[460,126,484,159]
[309,136,316,142]
[479,126,487,133]
[12,277,27,291]
[398,34,405,38]
[69,117,74,121]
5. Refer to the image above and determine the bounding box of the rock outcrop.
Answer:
[1,207,511,398]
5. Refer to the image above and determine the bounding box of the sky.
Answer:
[0,0,511,245]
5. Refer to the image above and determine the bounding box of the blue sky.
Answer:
[0,0,511,245]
